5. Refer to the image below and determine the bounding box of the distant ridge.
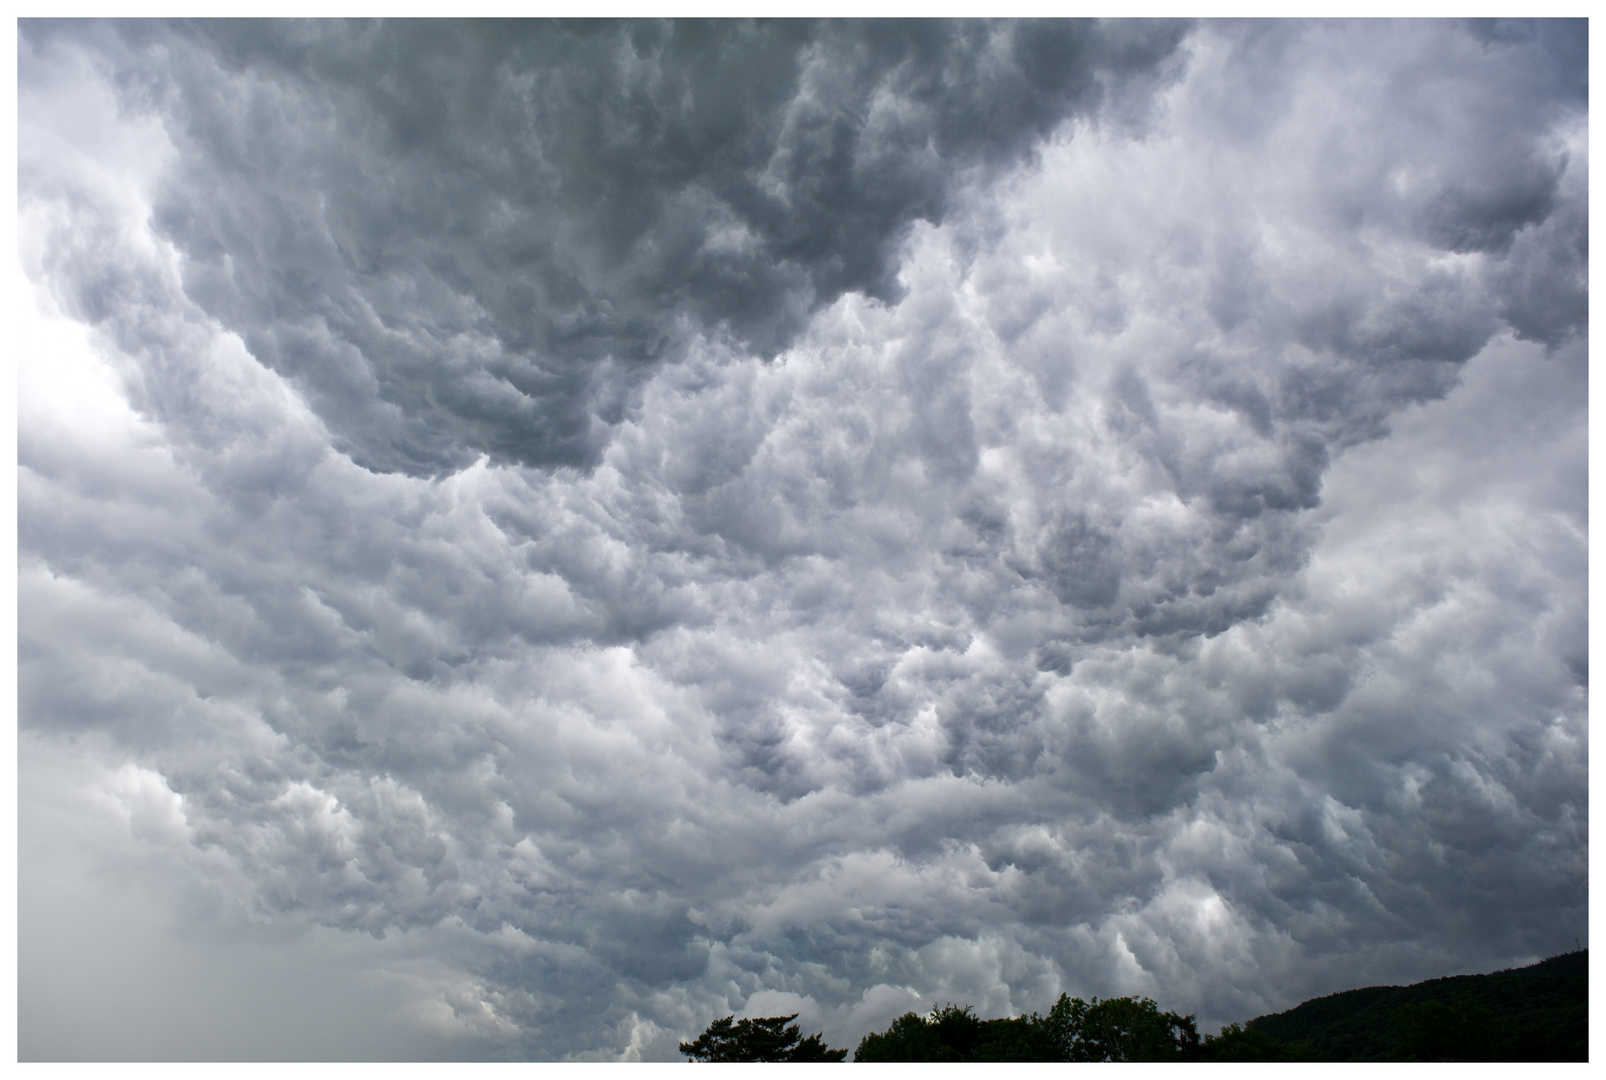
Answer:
[1244,949,1588,1061]
[1493,949,1588,977]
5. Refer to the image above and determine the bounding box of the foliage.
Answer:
[852,1004,1057,1062]
[679,1014,848,1062]
[853,995,1198,1062]
[1042,993,1200,1061]
[1393,993,1493,1062]
[1199,1023,1319,1061]
[699,948,1586,1063]
[1244,950,1587,1061]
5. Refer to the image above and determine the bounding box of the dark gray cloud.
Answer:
[24,17,1188,476]
[18,18,1587,1062]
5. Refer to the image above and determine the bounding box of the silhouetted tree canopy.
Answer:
[1246,949,1586,1061]
[1044,994,1200,1061]
[689,950,1584,1063]
[1393,993,1494,1062]
[679,1014,848,1062]
[1199,1023,1318,1062]
[854,995,1199,1062]
[852,1004,1058,1062]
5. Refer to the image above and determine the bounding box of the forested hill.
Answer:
[680,950,1588,1061]
[1244,949,1588,1061]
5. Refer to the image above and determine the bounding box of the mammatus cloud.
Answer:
[26,18,1188,476]
[18,19,1586,1060]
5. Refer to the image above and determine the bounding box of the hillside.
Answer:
[688,950,1590,1062]
[1244,950,1588,1061]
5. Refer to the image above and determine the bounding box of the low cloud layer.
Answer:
[26,18,1186,476]
[18,19,1587,1060]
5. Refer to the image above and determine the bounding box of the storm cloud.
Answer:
[25,18,1186,476]
[18,18,1587,1061]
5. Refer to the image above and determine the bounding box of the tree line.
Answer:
[679,948,1587,1062]
[681,994,1284,1062]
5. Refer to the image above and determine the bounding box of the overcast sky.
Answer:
[16,18,1588,1061]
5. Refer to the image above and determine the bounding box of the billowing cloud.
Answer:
[25,17,1187,476]
[18,18,1586,1061]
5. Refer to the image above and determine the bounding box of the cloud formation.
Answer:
[26,18,1187,476]
[18,18,1587,1061]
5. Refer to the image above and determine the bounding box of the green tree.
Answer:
[854,994,1198,1062]
[1042,993,1200,1061]
[853,1004,1058,1062]
[679,1014,848,1062]
[1200,1022,1319,1061]
[1392,994,1493,1062]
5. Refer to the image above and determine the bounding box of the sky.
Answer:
[14,17,1589,1062]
